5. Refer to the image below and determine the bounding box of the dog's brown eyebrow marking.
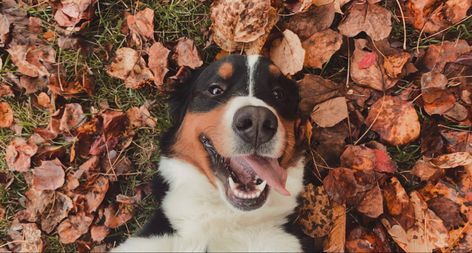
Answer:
[218,62,234,79]
[268,64,281,77]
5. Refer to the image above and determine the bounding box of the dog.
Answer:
[112,55,314,252]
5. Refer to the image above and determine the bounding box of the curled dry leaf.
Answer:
[324,203,346,253]
[127,105,157,129]
[285,4,335,41]
[40,192,73,234]
[172,38,203,69]
[7,222,44,252]
[6,137,38,172]
[0,84,14,97]
[57,212,93,244]
[302,29,342,69]
[126,8,154,42]
[338,2,392,41]
[285,0,315,13]
[270,30,305,76]
[7,44,55,77]
[107,47,153,89]
[104,204,133,228]
[0,14,9,46]
[84,176,109,213]
[383,52,411,79]
[298,74,341,116]
[32,159,65,191]
[356,185,384,218]
[210,0,271,51]
[351,39,395,91]
[430,152,472,168]
[91,225,109,242]
[366,95,420,146]
[297,184,334,238]
[311,97,348,128]
[422,40,471,72]
[59,103,86,133]
[382,191,448,253]
[148,42,170,87]
[0,101,13,128]
[54,0,95,27]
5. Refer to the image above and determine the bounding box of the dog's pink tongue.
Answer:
[231,155,290,196]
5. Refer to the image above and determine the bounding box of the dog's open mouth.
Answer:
[200,135,289,211]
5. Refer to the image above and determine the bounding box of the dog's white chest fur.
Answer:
[113,157,305,252]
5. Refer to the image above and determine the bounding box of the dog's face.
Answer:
[163,55,302,211]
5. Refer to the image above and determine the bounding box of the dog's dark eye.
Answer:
[208,83,224,96]
[272,87,285,100]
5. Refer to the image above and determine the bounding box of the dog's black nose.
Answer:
[233,106,278,146]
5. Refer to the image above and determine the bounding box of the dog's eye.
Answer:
[272,87,285,100]
[208,84,224,96]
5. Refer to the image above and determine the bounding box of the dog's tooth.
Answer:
[229,177,238,191]
[255,181,267,191]
[254,190,261,198]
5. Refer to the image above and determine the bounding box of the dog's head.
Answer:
[161,55,303,211]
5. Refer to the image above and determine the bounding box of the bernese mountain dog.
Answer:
[112,55,314,252]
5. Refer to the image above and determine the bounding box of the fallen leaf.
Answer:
[148,42,170,87]
[297,184,334,238]
[441,130,472,153]
[104,204,133,228]
[382,178,414,229]
[40,192,73,233]
[383,52,411,79]
[421,71,448,90]
[430,152,472,168]
[423,40,471,72]
[126,8,154,45]
[341,145,376,171]
[338,2,392,41]
[357,185,384,218]
[107,47,153,89]
[324,203,346,252]
[36,92,51,108]
[323,167,364,204]
[366,95,421,145]
[5,137,38,172]
[374,149,397,173]
[84,176,109,213]
[312,122,350,166]
[351,39,395,91]
[57,212,93,244]
[422,88,456,115]
[0,14,9,47]
[7,222,44,252]
[311,97,348,128]
[444,102,469,122]
[298,74,341,116]
[427,197,465,230]
[59,103,86,133]
[172,38,203,69]
[0,84,14,97]
[91,225,109,242]
[346,226,391,252]
[285,0,315,13]
[285,4,335,41]
[302,29,342,69]
[54,0,95,28]
[7,44,55,77]
[382,191,449,253]
[0,101,13,128]
[411,159,440,181]
[32,159,65,191]
[127,105,157,129]
[270,29,305,75]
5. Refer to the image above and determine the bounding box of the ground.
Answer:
[0,0,471,252]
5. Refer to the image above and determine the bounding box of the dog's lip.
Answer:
[199,135,270,211]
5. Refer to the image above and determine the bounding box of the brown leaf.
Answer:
[270,29,305,75]
[351,39,395,91]
[36,92,51,108]
[421,71,448,90]
[7,222,44,252]
[172,38,203,69]
[59,103,86,133]
[127,105,157,129]
[312,122,350,166]
[54,0,95,28]
[427,197,465,230]
[430,152,472,168]
[0,83,14,97]
[32,159,65,191]
[366,95,421,145]
[411,159,440,181]
[84,176,109,213]
[382,178,414,229]
[311,97,348,128]
[441,130,472,153]
[210,0,271,51]
[285,0,315,13]
[323,167,358,204]
[302,29,342,69]
[0,14,10,47]
[383,52,411,79]
[148,42,170,87]
[298,74,341,116]
[90,225,109,242]
[7,44,55,77]
[341,145,376,171]
[422,88,456,115]
[324,203,346,253]
[357,185,383,218]
[444,102,469,122]
[104,204,133,228]
[126,8,154,41]
[338,2,392,41]
[346,226,391,253]
[107,47,153,89]
[382,191,448,252]
[423,40,471,72]
[297,184,334,238]
[40,192,73,233]
[57,212,93,244]
[285,3,335,41]
[5,137,38,172]
[0,101,13,128]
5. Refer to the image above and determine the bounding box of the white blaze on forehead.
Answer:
[246,55,260,97]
